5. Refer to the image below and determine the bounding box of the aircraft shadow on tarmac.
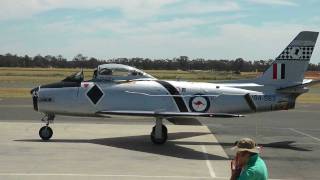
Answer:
[15,132,228,160]
[15,133,311,160]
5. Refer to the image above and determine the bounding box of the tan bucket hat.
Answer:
[231,138,260,153]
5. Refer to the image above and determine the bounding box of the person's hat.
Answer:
[231,138,260,153]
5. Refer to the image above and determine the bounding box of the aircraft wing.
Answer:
[97,110,244,118]
[166,117,202,125]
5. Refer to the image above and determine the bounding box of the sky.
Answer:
[0,0,320,63]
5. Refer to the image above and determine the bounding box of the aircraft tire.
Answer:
[39,126,53,141]
[151,125,168,144]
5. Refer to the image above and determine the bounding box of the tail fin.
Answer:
[256,31,319,88]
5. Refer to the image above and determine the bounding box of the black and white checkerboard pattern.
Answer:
[276,46,314,60]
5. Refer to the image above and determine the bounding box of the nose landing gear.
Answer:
[150,117,168,144]
[39,114,55,141]
[39,126,53,140]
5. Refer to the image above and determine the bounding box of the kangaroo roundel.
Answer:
[189,95,210,112]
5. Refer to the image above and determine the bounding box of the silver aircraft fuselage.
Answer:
[34,79,295,117]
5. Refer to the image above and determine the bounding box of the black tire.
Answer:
[39,126,53,141]
[150,125,168,144]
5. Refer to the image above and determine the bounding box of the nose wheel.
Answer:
[39,126,53,140]
[39,114,55,141]
[150,117,168,144]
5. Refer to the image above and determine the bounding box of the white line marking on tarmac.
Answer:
[290,128,320,142]
[201,145,216,178]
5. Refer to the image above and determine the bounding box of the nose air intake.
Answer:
[31,86,40,111]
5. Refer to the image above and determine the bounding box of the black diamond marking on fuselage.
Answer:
[155,80,188,112]
[87,85,103,104]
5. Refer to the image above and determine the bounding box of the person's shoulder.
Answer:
[256,156,268,169]
[252,157,268,179]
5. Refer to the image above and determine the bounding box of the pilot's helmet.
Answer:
[131,71,138,76]
[99,68,112,76]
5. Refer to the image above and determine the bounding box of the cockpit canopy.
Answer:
[93,64,155,81]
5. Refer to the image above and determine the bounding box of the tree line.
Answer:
[1,53,320,72]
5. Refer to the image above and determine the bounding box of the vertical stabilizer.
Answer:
[256,31,318,88]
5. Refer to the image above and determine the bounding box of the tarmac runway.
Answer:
[0,98,319,180]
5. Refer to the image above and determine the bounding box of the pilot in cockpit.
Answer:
[130,71,138,76]
[99,68,113,76]
[93,68,113,79]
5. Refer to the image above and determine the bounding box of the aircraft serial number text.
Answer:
[251,95,276,101]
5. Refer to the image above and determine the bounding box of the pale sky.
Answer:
[0,0,320,63]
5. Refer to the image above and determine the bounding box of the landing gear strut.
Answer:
[39,114,55,141]
[150,117,168,144]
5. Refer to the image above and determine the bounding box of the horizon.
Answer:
[0,0,320,63]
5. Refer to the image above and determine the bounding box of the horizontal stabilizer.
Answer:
[277,79,320,93]
[97,110,244,118]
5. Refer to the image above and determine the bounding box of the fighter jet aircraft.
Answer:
[31,31,319,144]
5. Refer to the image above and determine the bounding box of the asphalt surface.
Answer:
[201,104,320,180]
[0,98,320,179]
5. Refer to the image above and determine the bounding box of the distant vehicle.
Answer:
[31,31,319,144]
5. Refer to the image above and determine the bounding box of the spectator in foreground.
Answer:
[230,138,268,180]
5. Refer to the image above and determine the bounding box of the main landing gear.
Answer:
[150,117,168,144]
[39,114,55,141]
[38,114,169,144]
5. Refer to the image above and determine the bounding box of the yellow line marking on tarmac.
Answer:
[201,145,216,178]
[289,128,320,142]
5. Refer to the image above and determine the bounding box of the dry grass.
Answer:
[297,93,320,104]
[304,71,320,80]
[0,68,93,80]
[0,88,30,98]
[146,70,258,81]
[0,76,62,82]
